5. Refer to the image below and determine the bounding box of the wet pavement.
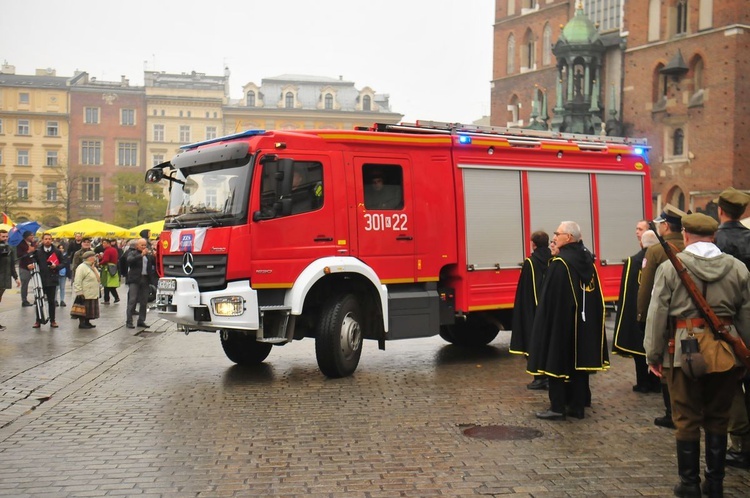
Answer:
[1,286,749,497]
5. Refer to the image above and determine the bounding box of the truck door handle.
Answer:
[396,235,413,241]
[314,236,333,242]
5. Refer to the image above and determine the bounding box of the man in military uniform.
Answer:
[644,213,750,497]
[714,187,750,470]
[638,204,687,429]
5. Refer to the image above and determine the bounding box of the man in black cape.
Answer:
[510,230,551,390]
[527,220,609,420]
[612,225,661,393]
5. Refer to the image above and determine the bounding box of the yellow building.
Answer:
[0,65,69,224]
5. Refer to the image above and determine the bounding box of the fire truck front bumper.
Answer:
[155,278,260,331]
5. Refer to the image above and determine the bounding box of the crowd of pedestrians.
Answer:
[0,229,157,331]
[510,187,750,497]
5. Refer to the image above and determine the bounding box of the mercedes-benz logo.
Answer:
[182,252,194,275]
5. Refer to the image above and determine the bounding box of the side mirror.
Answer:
[145,168,164,183]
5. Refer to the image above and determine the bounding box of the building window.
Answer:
[152,109,157,116]
[46,121,59,136]
[653,63,667,104]
[84,107,100,124]
[118,142,138,166]
[0,150,3,165]
[17,181,29,200]
[152,154,164,167]
[363,95,371,111]
[247,91,256,107]
[542,24,552,66]
[153,124,165,142]
[584,0,622,32]
[522,28,536,71]
[82,177,101,202]
[82,140,102,165]
[0,119,3,134]
[179,125,191,143]
[673,128,685,156]
[17,119,30,135]
[507,0,515,16]
[699,0,713,30]
[206,126,217,140]
[46,151,58,167]
[46,182,58,201]
[693,57,704,91]
[676,0,688,35]
[507,95,521,127]
[187,111,191,118]
[161,110,165,116]
[285,92,294,109]
[325,93,333,110]
[19,93,29,104]
[507,34,516,75]
[648,0,661,41]
[121,109,135,126]
[179,110,184,118]
[17,150,30,166]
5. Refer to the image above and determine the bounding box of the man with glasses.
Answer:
[527,221,608,421]
[638,204,687,429]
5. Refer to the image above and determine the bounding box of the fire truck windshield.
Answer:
[164,159,251,228]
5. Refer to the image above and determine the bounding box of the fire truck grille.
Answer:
[162,254,228,291]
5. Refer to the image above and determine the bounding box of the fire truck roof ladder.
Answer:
[375,120,648,147]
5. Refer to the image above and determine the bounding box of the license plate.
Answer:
[158,278,177,291]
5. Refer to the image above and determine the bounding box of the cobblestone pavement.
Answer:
[1,289,749,497]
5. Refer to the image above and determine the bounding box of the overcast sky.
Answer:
[0,0,494,124]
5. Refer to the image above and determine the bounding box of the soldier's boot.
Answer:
[701,433,727,498]
[674,439,702,497]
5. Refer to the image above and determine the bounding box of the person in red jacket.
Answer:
[98,239,120,304]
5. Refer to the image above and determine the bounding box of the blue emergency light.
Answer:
[458,135,472,144]
[634,147,644,155]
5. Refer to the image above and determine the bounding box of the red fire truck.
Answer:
[147,121,650,377]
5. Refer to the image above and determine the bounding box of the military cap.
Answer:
[681,213,718,236]
[714,187,750,217]
[653,203,687,225]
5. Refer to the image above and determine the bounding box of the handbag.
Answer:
[107,263,118,277]
[70,295,86,318]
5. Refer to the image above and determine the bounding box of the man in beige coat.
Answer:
[644,213,750,497]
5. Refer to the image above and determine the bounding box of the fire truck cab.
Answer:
[148,121,650,378]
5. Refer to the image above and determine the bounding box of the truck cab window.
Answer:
[259,160,324,218]
[363,164,403,210]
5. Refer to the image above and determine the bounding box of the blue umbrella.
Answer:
[8,220,41,246]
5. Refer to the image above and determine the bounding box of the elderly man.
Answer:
[527,221,608,420]
[644,213,750,497]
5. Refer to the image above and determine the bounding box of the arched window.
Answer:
[522,28,536,70]
[507,94,520,126]
[246,91,255,107]
[542,24,552,66]
[676,0,688,35]
[699,0,713,30]
[653,63,667,102]
[668,186,686,211]
[648,0,661,41]
[362,95,371,111]
[507,0,515,16]
[693,56,704,91]
[324,93,333,110]
[285,92,294,109]
[507,33,516,75]
[673,128,684,156]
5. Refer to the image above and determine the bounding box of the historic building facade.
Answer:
[491,0,750,213]
[0,65,400,224]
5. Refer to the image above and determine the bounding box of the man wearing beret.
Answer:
[638,203,687,429]
[645,213,750,497]
[714,187,750,470]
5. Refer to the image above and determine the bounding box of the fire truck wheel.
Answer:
[220,330,273,365]
[316,294,363,378]
[438,315,499,347]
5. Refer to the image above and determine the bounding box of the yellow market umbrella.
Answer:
[0,223,13,232]
[127,220,165,239]
[47,218,129,239]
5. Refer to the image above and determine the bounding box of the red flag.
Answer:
[0,212,12,225]
[47,252,60,266]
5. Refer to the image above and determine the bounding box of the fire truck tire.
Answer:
[315,294,363,378]
[219,330,273,365]
[438,316,499,347]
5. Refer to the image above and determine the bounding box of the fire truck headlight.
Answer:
[211,297,245,316]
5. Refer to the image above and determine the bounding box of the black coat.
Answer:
[612,249,647,357]
[527,241,609,378]
[126,249,157,285]
[510,245,552,355]
[715,221,750,271]
[32,245,64,287]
